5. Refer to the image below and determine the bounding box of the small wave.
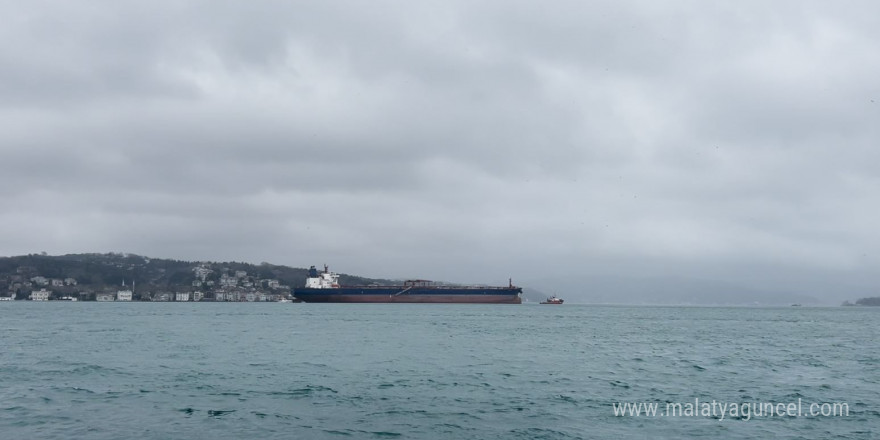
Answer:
[207,410,236,417]
[370,409,430,417]
[509,427,580,439]
[609,380,630,388]
[557,394,578,403]
[268,385,338,397]
[84,328,125,333]
[64,386,96,394]
[324,429,402,438]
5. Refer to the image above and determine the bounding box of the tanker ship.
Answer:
[292,265,522,304]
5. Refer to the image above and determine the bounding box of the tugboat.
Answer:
[540,295,564,305]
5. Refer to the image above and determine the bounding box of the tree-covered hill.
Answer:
[1,253,394,300]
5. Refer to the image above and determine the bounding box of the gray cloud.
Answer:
[2,1,879,302]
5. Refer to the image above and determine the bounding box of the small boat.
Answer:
[540,295,564,305]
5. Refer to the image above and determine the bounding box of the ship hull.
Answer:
[292,287,522,304]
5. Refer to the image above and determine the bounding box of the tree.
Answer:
[855,297,880,306]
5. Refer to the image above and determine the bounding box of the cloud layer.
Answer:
[2,1,878,300]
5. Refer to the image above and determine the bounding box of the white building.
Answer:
[117,290,133,301]
[175,292,190,302]
[96,293,115,301]
[193,266,213,281]
[192,291,204,302]
[235,270,247,278]
[51,279,64,287]
[64,278,77,286]
[30,288,51,301]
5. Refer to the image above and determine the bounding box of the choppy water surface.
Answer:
[1,303,877,439]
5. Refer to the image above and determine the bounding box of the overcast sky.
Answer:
[2,1,878,299]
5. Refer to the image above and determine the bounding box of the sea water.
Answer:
[1,303,877,439]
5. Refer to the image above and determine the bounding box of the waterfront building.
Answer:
[30,288,51,301]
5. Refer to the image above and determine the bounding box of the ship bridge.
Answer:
[304,265,339,289]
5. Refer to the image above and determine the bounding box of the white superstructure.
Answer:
[304,265,340,289]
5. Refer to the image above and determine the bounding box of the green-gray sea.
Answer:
[1,303,877,439]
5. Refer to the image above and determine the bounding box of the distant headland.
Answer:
[842,297,880,307]
[0,252,393,302]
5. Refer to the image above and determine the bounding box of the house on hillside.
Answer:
[219,274,238,288]
[31,276,49,286]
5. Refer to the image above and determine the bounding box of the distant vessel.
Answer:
[292,265,522,304]
[540,295,564,305]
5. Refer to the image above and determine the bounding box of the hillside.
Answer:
[1,253,393,300]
